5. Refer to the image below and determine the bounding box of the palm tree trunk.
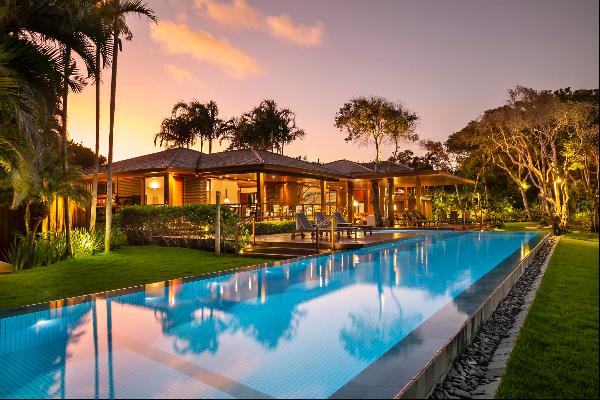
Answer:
[105,29,119,253]
[62,46,72,256]
[90,45,101,233]
[209,138,212,154]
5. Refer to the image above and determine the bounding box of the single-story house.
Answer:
[82,148,473,223]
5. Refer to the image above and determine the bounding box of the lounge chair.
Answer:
[315,212,358,238]
[333,212,373,235]
[292,213,317,239]
[404,211,424,227]
[438,210,448,225]
[414,211,435,227]
[449,210,459,224]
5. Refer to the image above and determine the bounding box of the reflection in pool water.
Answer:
[0,231,540,399]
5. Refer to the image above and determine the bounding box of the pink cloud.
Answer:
[267,14,325,47]
[150,20,263,79]
[195,0,325,47]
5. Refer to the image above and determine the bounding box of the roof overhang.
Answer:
[393,170,475,186]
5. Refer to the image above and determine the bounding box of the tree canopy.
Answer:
[335,96,418,166]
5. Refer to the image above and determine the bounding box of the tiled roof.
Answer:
[89,147,203,174]
[195,149,342,176]
[323,160,376,175]
[87,148,342,177]
[360,161,412,173]
[324,159,413,178]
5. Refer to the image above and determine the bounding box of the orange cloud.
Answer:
[195,0,261,30]
[195,0,325,47]
[150,20,263,79]
[267,15,325,47]
[164,64,204,86]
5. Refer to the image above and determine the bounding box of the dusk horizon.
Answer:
[67,0,599,163]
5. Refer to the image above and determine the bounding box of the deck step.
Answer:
[242,244,320,259]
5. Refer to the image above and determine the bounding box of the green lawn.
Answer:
[494,221,551,232]
[496,233,599,399]
[0,246,270,310]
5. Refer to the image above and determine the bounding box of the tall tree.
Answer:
[90,4,112,233]
[335,96,419,226]
[103,0,156,253]
[226,99,305,153]
[1,0,102,242]
[204,100,233,154]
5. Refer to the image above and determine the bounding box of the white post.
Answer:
[215,191,221,255]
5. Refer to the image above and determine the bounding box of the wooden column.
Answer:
[256,172,265,213]
[415,176,422,213]
[140,177,146,205]
[163,174,169,206]
[404,186,409,210]
[347,181,354,223]
[320,180,327,213]
[386,178,394,226]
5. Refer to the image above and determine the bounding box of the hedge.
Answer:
[115,204,247,252]
[245,220,296,235]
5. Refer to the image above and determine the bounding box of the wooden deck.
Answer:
[243,224,494,258]
[244,231,421,258]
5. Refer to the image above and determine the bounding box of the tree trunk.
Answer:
[105,29,119,253]
[591,198,599,233]
[518,187,532,221]
[209,138,212,154]
[90,45,101,233]
[370,179,383,226]
[62,46,72,256]
[454,185,462,210]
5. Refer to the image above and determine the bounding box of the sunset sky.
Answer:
[68,0,599,163]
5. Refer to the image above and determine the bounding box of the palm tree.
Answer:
[173,100,209,151]
[154,113,196,148]
[102,0,157,253]
[1,0,100,238]
[89,3,112,234]
[226,99,305,153]
[204,101,234,154]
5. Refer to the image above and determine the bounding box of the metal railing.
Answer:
[226,203,341,221]
[314,214,336,252]
[234,214,257,246]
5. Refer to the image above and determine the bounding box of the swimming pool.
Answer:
[0,231,542,399]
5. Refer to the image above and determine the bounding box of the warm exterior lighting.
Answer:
[555,177,562,183]
[149,179,161,189]
[224,189,230,203]
[393,204,397,210]
[353,200,359,207]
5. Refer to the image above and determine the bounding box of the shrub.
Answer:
[71,228,103,257]
[116,204,245,252]
[5,231,67,271]
[245,220,296,235]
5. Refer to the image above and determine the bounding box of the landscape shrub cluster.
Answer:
[116,204,246,252]
[5,228,123,271]
[245,220,296,235]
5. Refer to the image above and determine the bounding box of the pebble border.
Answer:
[428,236,558,399]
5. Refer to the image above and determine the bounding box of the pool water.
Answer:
[0,231,541,399]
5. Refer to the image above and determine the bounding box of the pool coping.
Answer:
[330,231,549,399]
[0,231,547,400]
